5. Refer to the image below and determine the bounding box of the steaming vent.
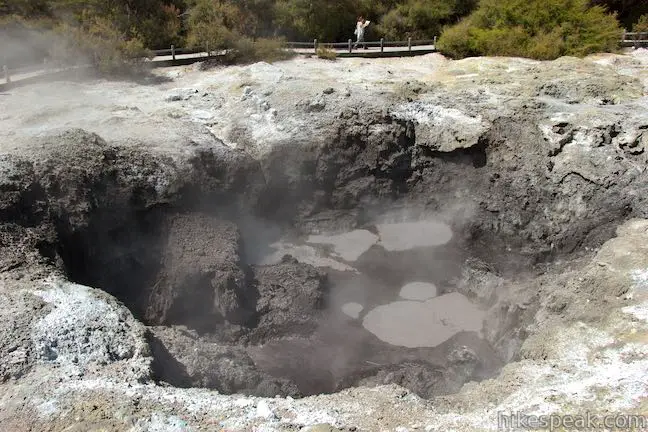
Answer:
[59,207,519,399]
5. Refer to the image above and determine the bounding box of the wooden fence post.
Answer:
[171,45,176,61]
[314,39,318,54]
[380,38,384,52]
[348,39,352,53]
[433,36,437,47]
[408,37,412,51]
[3,65,9,83]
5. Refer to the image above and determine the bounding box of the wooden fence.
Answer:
[3,33,648,84]
[284,37,437,54]
[150,38,438,60]
[621,31,648,47]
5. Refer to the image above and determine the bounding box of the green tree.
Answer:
[273,0,390,41]
[633,14,648,32]
[0,0,50,17]
[51,14,152,72]
[437,0,622,60]
[185,0,240,50]
[185,0,291,63]
[377,0,476,39]
[590,0,648,30]
[237,0,278,38]
[0,0,170,71]
[274,0,356,41]
[48,0,185,48]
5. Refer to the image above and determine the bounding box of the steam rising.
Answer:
[0,50,501,398]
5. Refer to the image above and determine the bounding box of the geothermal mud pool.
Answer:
[1,50,648,431]
[245,219,499,396]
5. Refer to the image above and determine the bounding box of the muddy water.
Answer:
[307,230,379,261]
[376,220,453,251]
[362,293,485,348]
[399,281,438,300]
[249,219,500,396]
[341,302,364,318]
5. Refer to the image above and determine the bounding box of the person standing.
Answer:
[353,16,370,50]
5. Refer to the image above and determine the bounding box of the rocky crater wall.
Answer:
[0,51,648,431]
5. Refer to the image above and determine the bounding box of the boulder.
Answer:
[145,213,253,330]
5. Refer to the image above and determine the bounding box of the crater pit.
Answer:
[53,192,525,399]
[3,53,646,424]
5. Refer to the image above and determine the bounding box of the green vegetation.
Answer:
[225,37,294,64]
[185,0,291,64]
[633,14,648,32]
[185,0,239,52]
[316,46,337,60]
[0,0,643,70]
[0,0,175,72]
[592,0,648,30]
[437,0,623,60]
[51,18,153,73]
[378,0,476,40]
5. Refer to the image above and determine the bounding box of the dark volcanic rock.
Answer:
[248,256,328,343]
[145,213,253,329]
[315,109,414,210]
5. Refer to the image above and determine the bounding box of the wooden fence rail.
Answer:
[149,38,438,58]
[285,38,437,53]
[621,31,648,47]
[284,38,436,48]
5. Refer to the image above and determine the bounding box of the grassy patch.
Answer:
[316,46,337,61]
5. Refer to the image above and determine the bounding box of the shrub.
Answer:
[273,0,361,42]
[377,0,476,40]
[633,14,648,33]
[52,17,152,74]
[316,45,337,60]
[437,0,623,60]
[186,0,241,51]
[0,13,151,74]
[226,37,294,64]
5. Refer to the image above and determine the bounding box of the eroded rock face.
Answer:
[249,256,327,343]
[145,214,252,328]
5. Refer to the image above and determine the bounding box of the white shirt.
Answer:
[355,20,370,37]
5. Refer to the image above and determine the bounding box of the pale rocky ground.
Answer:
[0,49,648,431]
